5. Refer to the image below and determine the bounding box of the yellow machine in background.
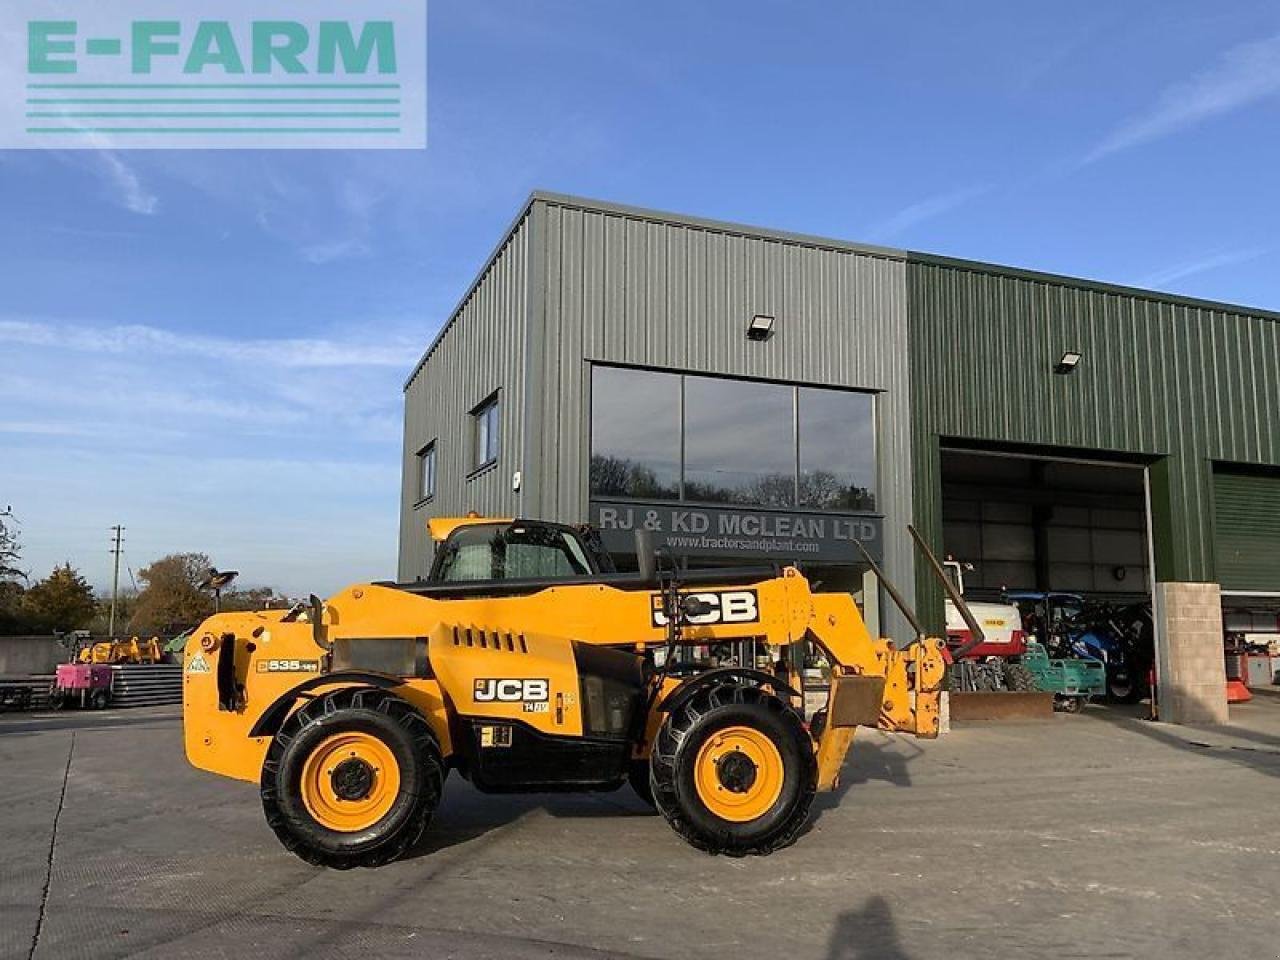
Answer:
[182,518,949,869]
[76,635,163,665]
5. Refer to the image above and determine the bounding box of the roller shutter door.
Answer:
[1215,470,1280,592]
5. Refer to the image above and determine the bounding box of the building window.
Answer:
[588,367,681,499]
[472,393,500,469]
[589,366,877,512]
[684,376,795,506]
[416,441,436,502]
[798,387,875,511]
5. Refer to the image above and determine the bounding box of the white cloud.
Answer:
[1135,247,1268,289]
[868,185,989,241]
[1086,32,1280,163]
[301,237,373,265]
[98,151,159,215]
[0,318,415,368]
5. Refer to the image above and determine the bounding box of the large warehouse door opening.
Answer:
[940,446,1156,707]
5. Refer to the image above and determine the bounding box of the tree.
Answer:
[130,553,215,635]
[127,552,285,634]
[21,563,97,633]
[0,507,31,634]
[221,586,288,612]
[0,506,22,583]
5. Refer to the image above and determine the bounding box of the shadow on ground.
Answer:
[1084,706,1280,779]
[826,896,914,960]
[401,780,657,861]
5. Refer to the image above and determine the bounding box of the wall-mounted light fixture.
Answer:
[1054,350,1082,375]
[746,314,775,341]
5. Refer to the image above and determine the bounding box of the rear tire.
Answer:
[48,686,65,711]
[261,688,443,869]
[650,683,815,856]
[1106,668,1143,704]
[1002,662,1037,692]
[90,689,109,710]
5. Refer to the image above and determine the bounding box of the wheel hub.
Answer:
[330,757,375,801]
[692,725,785,823]
[716,750,758,793]
[299,731,401,833]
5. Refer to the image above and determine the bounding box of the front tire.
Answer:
[261,688,443,869]
[628,759,656,808]
[650,684,816,856]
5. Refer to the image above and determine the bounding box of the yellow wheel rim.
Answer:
[299,731,401,833]
[693,725,784,823]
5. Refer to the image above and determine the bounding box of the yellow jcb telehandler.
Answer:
[183,518,975,869]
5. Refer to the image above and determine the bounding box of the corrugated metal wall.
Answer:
[397,214,531,580]
[1214,470,1280,592]
[909,258,1280,623]
[530,196,918,631]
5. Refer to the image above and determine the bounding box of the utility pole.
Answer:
[108,525,124,638]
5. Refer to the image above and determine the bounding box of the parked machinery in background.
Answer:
[941,560,1036,693]
[1007,592,1154,703]
[73,634,164,666]
[49,663,113,710]
[942,572,1109,710]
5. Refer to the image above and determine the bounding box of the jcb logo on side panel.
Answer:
[650,590,760,628]
[473,678,550,703]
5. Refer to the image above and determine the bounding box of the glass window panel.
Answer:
[683,376,795,507]
[435,524,591,582]
[418,442,436,499]
[798,388,876,511]
[474,398,498,467]
[589,367,680,500]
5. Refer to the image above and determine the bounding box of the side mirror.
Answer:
[635,528,657,584]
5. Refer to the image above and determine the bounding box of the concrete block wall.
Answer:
[0,636,64,676]
[1155,582,1228,725]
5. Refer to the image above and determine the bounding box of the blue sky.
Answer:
[3,1,1279,596]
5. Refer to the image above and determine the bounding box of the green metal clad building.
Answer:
[401,193,1280,725]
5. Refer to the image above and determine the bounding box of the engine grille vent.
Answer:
[451,626,527,653]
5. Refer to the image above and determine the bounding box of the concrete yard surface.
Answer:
[3,698,1280,960]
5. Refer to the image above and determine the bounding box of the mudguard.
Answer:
[247,671,406,738]
[658,667,800,716]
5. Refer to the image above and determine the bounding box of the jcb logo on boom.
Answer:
[650,590,760,628]
[473,678,549,703]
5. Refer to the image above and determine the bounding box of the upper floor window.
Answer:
[472,393,500,469]
[590,366,876,512]
[416,441,436,501]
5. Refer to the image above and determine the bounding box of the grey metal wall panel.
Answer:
[397,214,530,580]
[909,259,1280,624]
[532,197,918,635]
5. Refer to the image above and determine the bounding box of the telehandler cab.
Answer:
[182,517,958,869]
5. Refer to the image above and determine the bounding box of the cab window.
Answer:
[434,524,593,582]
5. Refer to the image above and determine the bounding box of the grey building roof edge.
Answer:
[403,193,539,390]
[405,191,1280,388]
[527,189,911,261]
